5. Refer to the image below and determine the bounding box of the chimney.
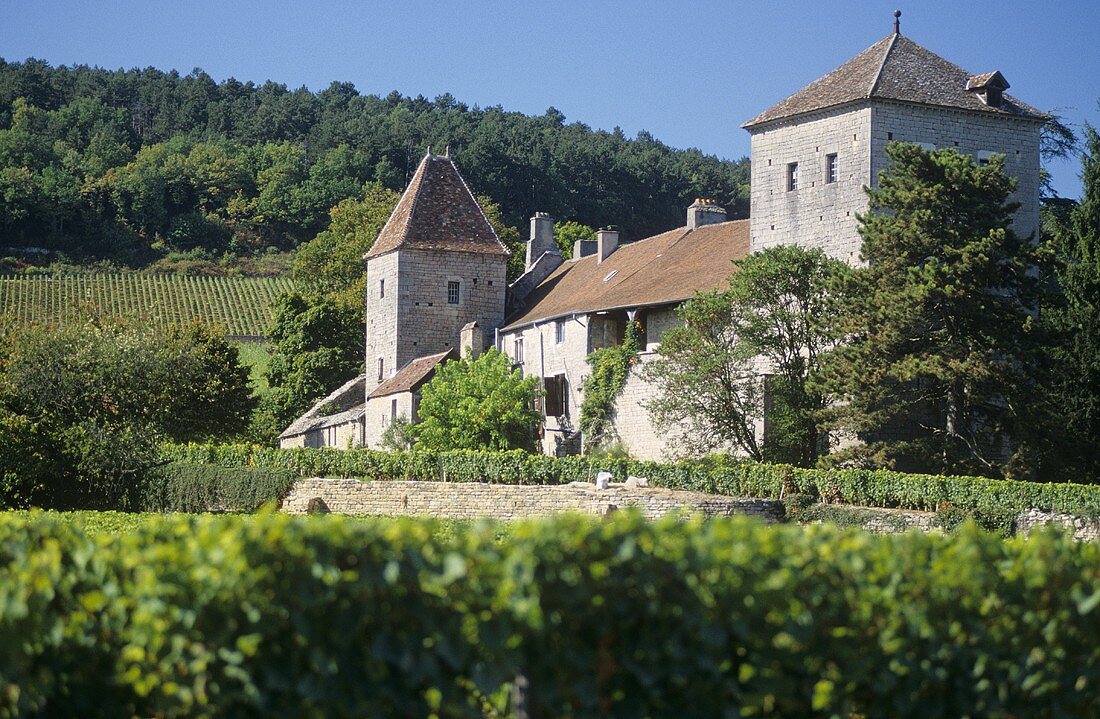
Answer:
[597,226,619,264]
[460,321,482,359]
[525,212,557,270]
[686,198,727,229]
[573,240,597,258]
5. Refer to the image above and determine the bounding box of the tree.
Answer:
[252,292,362,443]
[0,319,255,508]
[818,143,1040,477]
[413,349,540,452]
[1038,122,1100,481]
[552,220,596,259]
[646,246,846,464]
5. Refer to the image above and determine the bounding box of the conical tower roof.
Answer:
[743,32,1045,129]
[365,153,510,259]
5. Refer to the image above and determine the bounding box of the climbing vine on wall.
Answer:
[579,321,643,449]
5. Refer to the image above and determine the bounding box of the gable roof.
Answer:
[743,33,1045,129]
[365,153,510,259]
[368,349,455,399]
[502,220,750,330]
[280,372,367,439]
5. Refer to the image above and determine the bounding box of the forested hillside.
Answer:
[0,58,750,269]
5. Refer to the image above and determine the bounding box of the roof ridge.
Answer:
[867,32,898,99]
[446,155,508,254]
[396,154,433,247]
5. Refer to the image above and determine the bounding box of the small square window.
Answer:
[379,278,385,298]
[447,281,460,305]
[555,319,565,344]
[826,154,838,183]
[787,162,799,191]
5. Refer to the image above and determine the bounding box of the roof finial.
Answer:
[444,145,451,158]
[426,144,432,157]
[893,9,901,35]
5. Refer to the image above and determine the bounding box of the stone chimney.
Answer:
[597,226,619,264]
[460,321,482,359]
[525,212,557,270]
[573,240,597,258]
[686,199,727,229]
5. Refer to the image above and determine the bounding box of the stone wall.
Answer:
[1016,509,1100,542]
[748,104,874,264]
[282,478,785,522]
[363,391,416,448]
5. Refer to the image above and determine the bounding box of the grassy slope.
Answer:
[232,341,272,398]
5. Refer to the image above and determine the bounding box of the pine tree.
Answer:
[819,143,1041,477]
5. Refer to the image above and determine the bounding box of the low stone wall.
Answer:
[1016,509,1100,542]
[282,478,785,522]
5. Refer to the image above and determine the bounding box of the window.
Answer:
[447,281,460,305]
[825,153,838,183]
[555,319,565,344]
[787,162,799,191]
[379,278,385,298]
[377,357,384,381]
[543,374,568,417]
[391,398,398,421]
[514,337,524,364]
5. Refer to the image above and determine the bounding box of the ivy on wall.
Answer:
[578,321,643,449]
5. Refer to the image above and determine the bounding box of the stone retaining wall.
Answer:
[282,478,785,522]
[1016,509,1100,542]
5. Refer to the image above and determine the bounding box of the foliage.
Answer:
[0,273,294,337]
[819,143,1041,477]
[647,247,846,464]
[414,349,540,452]
[1037,121,1100,483]
[0,511,1097,717]
[379,415,416,452]
[140,462,298,512]
[290,182,399,308]
[551,219,596,259]
[251,291,362,444]
[0,59,749,266]
[163,443,1100,523]
[578,320,641,449]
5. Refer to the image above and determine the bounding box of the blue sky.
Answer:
[2,1,1097,198]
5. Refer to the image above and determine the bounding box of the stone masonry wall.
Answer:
[749,104,874,263]
[282,478,785,522]
[1016,509,1100,542]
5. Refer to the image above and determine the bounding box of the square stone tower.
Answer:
[743,18,1046,265]
[363,152,510,394]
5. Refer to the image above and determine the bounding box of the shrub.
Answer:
[140,462,299,512]
[0,512,1098,717]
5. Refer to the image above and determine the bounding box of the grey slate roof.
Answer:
[279,372,367,439]
[743,33,1046,128]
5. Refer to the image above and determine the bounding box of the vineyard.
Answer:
[0,274,294,338]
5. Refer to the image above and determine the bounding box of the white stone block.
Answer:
[594,471,612,490]
[625,476,649,488]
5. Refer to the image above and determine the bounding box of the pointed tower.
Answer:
[743,13,1045,264]
[363,152,510,394]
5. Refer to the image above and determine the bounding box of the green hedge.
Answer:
[1,511,1098,717]
[139,462,299,513]
[162,443,1100,521]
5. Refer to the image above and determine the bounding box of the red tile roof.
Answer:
[365,154,510,259]
[744,34,1045,128]
[368,349,455,399]
[503,220,750,330]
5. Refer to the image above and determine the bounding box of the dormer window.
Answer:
[966,71,1010,109]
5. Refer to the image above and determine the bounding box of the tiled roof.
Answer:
[743,33,1045,128]
[368,349,455,399]
[280,373,367,438]
[502,220,750,330]
[365,153,510,259]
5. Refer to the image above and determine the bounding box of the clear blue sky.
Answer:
[2,0,1097,198]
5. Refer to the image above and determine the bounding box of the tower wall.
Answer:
[748,104,874,264]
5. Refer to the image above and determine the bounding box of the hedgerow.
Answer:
[162,443,1100,521]
[140,462,299,513]
[0,512,1097,717]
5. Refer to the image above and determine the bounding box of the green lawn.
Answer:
[232,341,272,398]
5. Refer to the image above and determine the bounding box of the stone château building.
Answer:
[280,17,1044,458]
